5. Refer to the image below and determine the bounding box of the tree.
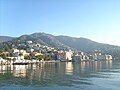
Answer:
[35,55,43,60]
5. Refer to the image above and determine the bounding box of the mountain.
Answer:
[0,36,16,42]
[5,33,71,50]
[56,36,119,51]
[56,36,99,51]
[1,32,120,58]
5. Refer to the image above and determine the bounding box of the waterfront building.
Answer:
[0,57,7,63]
[16,56,24,60]
[78,51,84,55]
[97,55,112,60]
[56,51,73,60]
[72,55,81,61]
[72,54,89,61]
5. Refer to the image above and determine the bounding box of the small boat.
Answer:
[60,60,72,62]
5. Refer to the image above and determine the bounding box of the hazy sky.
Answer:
[1,0,120,45]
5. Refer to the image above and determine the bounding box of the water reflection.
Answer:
[13,65,28,77]
[0,61,113,77]
[0,60,116,89]
[0,65,13,74]
[65,62,73,75]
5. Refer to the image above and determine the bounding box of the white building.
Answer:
[26,41,33,44]
[72,54,89,61]
[57,51,73,60]
[78,51,84,55]
[13,49,19,53]
[8,56,25,60]
[15,56,24,60]
[27,48,34,53]
[19,50,27,56]
[97,55,112,60]
[72,55,81,61]
[0,57,7,63]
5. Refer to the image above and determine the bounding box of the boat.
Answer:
[60,60,72,62]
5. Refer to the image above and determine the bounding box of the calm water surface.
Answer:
[0,60,120,90]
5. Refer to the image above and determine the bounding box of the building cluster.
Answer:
[0,41,112,63]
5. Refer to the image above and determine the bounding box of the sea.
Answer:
[0,60,120,90]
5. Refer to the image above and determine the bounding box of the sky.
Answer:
[0,0,120,46]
